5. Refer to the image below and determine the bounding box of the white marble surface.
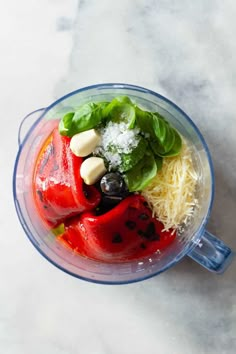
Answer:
[0,0,236,353]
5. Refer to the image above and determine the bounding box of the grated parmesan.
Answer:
[141,139,198,232]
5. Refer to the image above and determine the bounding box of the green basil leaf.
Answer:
[155,155,163,171]
[120,137,148,172]
[59,112,74,136]
[150,113,182,156]
[98,101,110,110]
[149,139,161,155]
[59,102,107,137]
[102,97,135,126]
[102,96,132,117]
[161,129,182,156]
[135,107,154,136]
[163,125,175,152]
[69,102,103,136]
[124,149,157,192]
[102,100,116,118]
[109,103,135,125]
[152,113,168,144]
[128,110,136,129]
[113,103,135,126]
[114,96,132,104]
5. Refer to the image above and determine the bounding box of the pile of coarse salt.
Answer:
[94,121,140,169]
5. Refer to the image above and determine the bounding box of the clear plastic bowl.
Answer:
[13,83,233,284]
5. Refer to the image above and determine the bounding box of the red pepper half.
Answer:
[33,127,101,226]
[59,195,176,262]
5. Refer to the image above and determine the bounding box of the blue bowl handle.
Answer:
[188,230,234,273]
[18,108,45,147]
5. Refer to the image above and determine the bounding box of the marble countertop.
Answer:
[1,0,235,353]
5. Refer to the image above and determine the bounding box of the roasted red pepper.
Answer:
[59,195,176,262]
[33,127,101,226]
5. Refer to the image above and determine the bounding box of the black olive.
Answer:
[100,173,126,196]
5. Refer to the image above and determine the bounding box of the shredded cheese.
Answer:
[141,139,198,232]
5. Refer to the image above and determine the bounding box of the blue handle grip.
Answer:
[188,230,234,273]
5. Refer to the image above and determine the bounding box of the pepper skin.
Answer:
[33,127,101,226]
[59,195,176,262]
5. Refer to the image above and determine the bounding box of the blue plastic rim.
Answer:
[13,83,215,284]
